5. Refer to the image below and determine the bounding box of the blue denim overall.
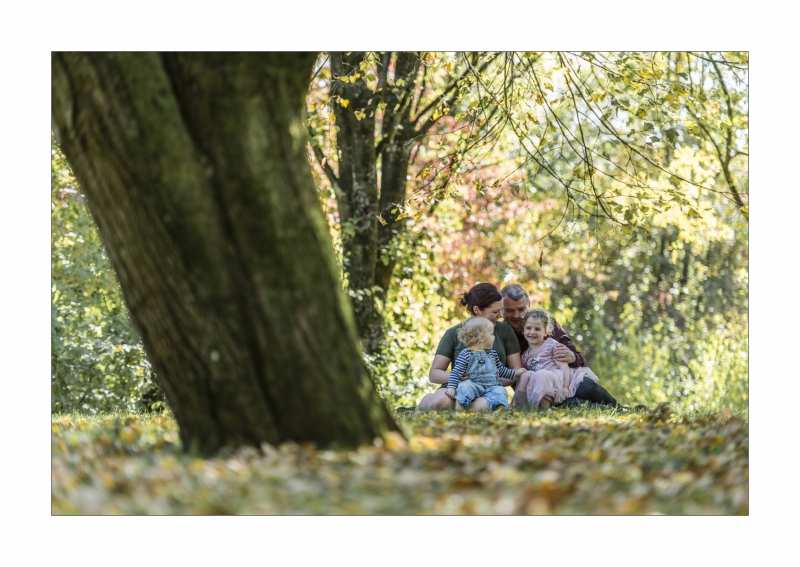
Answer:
[455,350,510,409]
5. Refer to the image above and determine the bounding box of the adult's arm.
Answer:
[551,319,586,368]
[428,354,454,385]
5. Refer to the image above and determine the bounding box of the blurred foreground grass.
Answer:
[52,406,747,515]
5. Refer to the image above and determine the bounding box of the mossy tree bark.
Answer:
[329,52,383,353]
[326,52,422,354]
[51,52,400,455]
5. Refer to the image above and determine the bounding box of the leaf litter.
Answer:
[51,405,747,515]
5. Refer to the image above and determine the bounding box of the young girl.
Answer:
[445,317,526,411]
[519,308,604,409]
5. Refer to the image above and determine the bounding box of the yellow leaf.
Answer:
[98,471,115,489]
[384,431,407,450]
[410,435,439,450]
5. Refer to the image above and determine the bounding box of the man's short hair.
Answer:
[500,284,530,305]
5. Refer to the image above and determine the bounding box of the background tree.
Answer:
[307,52,498,353]
[306,52,747,355]
[51,52,400,455]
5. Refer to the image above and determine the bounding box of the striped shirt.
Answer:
[446,348,517,389]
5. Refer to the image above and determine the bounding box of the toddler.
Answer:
[445,317,525,410]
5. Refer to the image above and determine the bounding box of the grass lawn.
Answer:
[51,405,748,515]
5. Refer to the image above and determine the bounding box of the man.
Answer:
[500,283,621,408]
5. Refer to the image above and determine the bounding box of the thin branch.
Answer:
[308,140,341,195]
[310,54,330,83]
[413,53,498,136]
[558,53,618,224]
[562,60,715,192]
[462,57,580,212]
[687,51,748,71]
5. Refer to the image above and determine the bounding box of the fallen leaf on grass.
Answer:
[52,409,748,515]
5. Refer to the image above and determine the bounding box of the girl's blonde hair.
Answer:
[522,308,554,334]
[456,316,493,347]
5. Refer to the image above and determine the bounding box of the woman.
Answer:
[416,283,522,411]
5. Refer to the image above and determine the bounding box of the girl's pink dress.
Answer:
[521,338,599,405]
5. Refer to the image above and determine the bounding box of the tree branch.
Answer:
[308,138,342,197]
[375,52,420,156]
[413,54,497,137]
[688,52,748,71]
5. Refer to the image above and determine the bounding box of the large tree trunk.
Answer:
[51,52,400,455]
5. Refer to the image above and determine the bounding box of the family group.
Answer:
[411,283,631,412]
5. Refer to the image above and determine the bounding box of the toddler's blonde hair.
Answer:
[457,316,494,347]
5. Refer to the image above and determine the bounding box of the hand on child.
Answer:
[553,346,576,364]
[516,368,526,378]
[445,387,456,399]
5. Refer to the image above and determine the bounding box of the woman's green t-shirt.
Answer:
[434,320,520,368]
